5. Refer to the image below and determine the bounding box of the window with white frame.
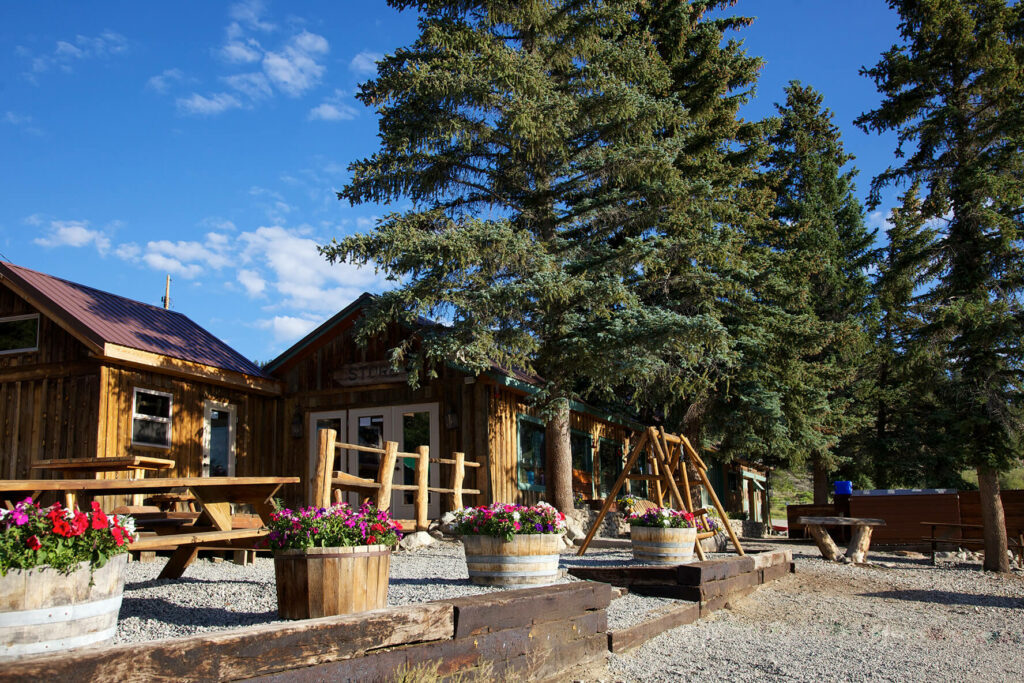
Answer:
[0,314,39,355]
[132,388,172,447]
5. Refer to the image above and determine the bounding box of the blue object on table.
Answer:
[833,480,853,495]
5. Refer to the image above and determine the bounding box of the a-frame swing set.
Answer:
[576,426,745,559]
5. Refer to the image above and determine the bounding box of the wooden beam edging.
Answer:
[0,603,454,683]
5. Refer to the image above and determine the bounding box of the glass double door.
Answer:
[308,403,440,519]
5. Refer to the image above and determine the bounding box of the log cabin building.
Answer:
[0,262,764,518]
[0,262,280,486]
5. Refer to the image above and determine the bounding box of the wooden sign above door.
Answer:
[333,361,408,387]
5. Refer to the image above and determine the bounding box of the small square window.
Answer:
[0,314,39,355]
[133,388,172,448]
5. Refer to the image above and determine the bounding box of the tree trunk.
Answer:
[977,465,1009,573]
[546,399,573,513]
[812,456,830,505]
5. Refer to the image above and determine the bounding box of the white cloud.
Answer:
[32,220,111,254]
[262,31,329,97]
[257,315,321,344]
[141,253,203,279]
[115,242,141,260]
[221,39,263,64]
[237,268,267,297]
[20,31,128,80]
[308,103,356,122]
[223,72,272,100]
[176,92,243,116]
[349,51,382,75]
[146,68,184,93]
[229,0,276,33]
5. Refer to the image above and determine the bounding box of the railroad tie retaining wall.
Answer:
[0,582,611,683]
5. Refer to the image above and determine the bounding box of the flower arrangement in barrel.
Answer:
[454,502,566,542]
[0,498,136,575]
[627,507,697,528]
[266,501,402,550]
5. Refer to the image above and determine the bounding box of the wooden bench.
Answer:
[129,529,268,579]
[798,516,886,564]
[921,522,1024,562]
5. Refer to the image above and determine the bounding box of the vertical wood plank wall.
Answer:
[486,384,628,505]
[0,289,100,478]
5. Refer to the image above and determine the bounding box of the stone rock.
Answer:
[399,531,436,551]
[933,551,957,564]
[564,516,586,541]
[428,511,461,537]
[892,550,927,559]
[559,534,575,550]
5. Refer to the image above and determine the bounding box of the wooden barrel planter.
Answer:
[462,533,563,586]
[274,545,391,620]
[630,526,697,565]
[0,554,127,659]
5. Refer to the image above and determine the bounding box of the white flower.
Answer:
[663,518,670,526]
[512,511,520,521]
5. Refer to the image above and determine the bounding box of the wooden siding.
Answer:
[486,384,629,505]
[272,323,489,509]
[99,366,279,479]
[0,288,101,477]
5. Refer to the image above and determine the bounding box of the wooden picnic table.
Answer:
[32,456,176,475]
[798,516,886,564]
[921,521,1024,562]
[0,476,299,579]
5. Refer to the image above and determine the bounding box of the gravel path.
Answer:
[115,540,1024,683]
[608,545,1024,683]
[114,540,673,644]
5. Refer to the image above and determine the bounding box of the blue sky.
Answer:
[1,1,903,364]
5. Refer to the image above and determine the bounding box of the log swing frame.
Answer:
[576,426,744,558]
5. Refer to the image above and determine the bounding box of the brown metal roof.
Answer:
[0,262,267,378]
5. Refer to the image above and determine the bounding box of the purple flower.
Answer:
[534,523,543,531]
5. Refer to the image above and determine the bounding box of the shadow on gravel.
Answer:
[120,597,277,625]
[859,589,1024,609]
[391,577,474,587]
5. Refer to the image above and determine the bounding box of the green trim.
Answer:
[264,293,375,373]
[516,414,546,492]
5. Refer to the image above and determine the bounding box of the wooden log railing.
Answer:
[311,429,482,531]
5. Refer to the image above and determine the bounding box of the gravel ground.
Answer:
[115,539,1024,683]
[114,539,673,643]
[608,544,1024,683]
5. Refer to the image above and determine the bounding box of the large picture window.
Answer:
[132,388,172,448]
[597,438,623,499]
[0,314,39,355]
[570,429,594,497]
[517,415,546,491]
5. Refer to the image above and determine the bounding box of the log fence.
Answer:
[310,429,482,531]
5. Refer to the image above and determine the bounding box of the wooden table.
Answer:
[798,516,886,564]
[0,476,299,579]
[922,521,1024,562]
[32,456,176,475]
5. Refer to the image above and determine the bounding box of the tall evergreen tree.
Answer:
[759,82,876,502]
[856,0,1024,572]
[323,0,723,511]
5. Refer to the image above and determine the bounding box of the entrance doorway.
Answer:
[203,401,236,477]
[308,410,347,505]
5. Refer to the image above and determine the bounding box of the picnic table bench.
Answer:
[0,476,298,579]
[798,516,886,564]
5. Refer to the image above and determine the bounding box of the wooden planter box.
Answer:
[630,526,697,565]
[462,533,563,586]
[0,554,127,659]
[274,545,391,620]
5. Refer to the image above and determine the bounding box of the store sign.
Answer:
[333,361,408,387]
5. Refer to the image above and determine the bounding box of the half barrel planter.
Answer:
[273,544,391,620]
[462,533,563,586]
[630,525,697,565]
[0,554,127,659]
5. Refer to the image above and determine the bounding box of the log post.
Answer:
[807,524,843,562]
[649,440,664,508]
[312,429,336,508]
[415,445,429,531]
[693,461,745,556]
[845,525,873,564]
[375,441,398,512]
[452,451,465,511]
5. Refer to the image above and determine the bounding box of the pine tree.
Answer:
[756,82,876,502]
[322,1,721,511]
[856,0,1024,572]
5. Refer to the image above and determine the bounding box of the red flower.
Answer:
[111,526,125,546]
[70,511,89,536]
[90,501,108,530]
[366,535,377,544]
[25,535,41,550]
[371,523,384,533]
[52,517,72,537]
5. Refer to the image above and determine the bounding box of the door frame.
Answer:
[346,403,441,518]
[202,400,237,477]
